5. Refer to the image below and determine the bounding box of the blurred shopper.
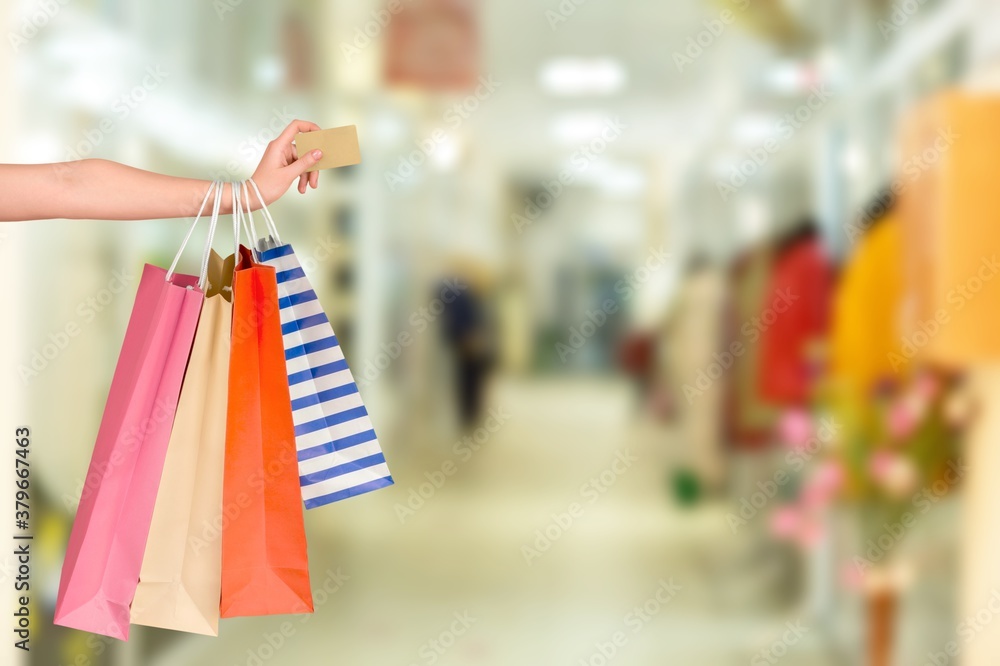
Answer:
[617,330,656,404]
[663,255,728,492]
[440,263,496,428]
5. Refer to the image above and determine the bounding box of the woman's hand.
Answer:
[249,119,324,206]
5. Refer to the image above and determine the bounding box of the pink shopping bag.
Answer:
[55,183,222,640]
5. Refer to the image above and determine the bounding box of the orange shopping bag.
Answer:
[221,231,313,617]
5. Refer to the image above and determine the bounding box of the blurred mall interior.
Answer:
[7,0,1000,664]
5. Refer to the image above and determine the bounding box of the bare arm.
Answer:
[0,119,323,222]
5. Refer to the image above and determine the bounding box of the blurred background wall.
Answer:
[4,0,1000,664]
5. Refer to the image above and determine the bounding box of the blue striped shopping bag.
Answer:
[245,181,393,509]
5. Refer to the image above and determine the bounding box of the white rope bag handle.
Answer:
[246,177,282,246]
[231,180,242,258]
[196,181,225,292]
[166,180,219,284]
[237,180,257,259]
[239,180,258,240]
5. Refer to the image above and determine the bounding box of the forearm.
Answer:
[0,119,322,222]
[0,160,253,221]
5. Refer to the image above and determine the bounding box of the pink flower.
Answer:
[770,505,801,539]
[870,450,894,480]
[841,562,866,589]
[869,450,919,499]
[778,409,814,451]
[914,372,941,402]
[802,460,845,507]
[772,504,827,550]
[795,519,826,550]
[887,401,919,440]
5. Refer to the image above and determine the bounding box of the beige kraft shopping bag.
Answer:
[130,244,234,635]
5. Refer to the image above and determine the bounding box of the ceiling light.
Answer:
[539,58,627,97]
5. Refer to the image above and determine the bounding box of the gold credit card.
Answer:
[294,125,362,171]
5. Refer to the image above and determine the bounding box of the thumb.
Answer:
[287,149,323,178]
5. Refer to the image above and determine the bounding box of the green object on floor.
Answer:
[671,469,702,506]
